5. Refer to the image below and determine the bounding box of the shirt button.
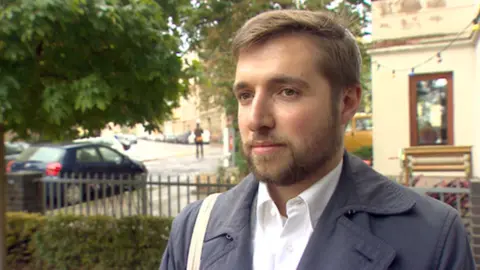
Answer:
[285,244,293,253]
[270,207,276,216]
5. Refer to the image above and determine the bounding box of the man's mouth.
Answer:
[250,141,285,154]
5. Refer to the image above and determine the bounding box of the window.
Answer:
[98,146,123,164]
[409,72,453,146]
[345,121,352,132]
[355,118,373,131]
[17,146,65,162]
[76,147,102,163]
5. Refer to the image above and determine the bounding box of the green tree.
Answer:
[182,0,372,175]
[0,0,190,266]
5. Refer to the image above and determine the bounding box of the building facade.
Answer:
[369,0,480,177]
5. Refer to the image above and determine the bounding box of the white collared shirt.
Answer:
[252,160,343,270]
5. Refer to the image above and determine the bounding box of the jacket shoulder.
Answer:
[373,181,473,268]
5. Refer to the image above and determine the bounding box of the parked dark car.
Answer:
[6,142,147,206]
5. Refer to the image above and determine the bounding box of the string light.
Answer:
[373,19,477,75]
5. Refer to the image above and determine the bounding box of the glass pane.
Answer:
[76,147,102,163]
[98,146,123,164]
[17,146,65,162]
[355,118,373,131]
[415,77,448,145]
[345,122,352,132]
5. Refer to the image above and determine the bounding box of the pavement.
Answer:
[125,140,226,176]
[126,139,223,162]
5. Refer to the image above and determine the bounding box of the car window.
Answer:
[355,118,373,131]
[98,146,123,164]
[76,147,102,163]
[345,122,352,132]
[16,146,65,162]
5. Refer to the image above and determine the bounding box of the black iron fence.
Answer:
[40,173,238,218]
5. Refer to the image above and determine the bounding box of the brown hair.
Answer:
[231,9,362,93]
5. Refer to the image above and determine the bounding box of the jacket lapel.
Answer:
[296,153,415,269]
[297,213,397,270]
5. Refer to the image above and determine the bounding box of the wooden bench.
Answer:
[401,145,473,186]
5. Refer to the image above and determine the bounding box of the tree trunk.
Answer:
[0,124,7,270]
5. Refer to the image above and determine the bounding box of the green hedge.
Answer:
[7,212,45,269]
[6,212,173,270]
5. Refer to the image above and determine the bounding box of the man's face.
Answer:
[234,34,346,186]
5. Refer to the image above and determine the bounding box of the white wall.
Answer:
[473,33,480,178]
[371,43,476,176]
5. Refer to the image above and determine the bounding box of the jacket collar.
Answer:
[204,152,416,241]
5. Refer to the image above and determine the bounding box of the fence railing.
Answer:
[409,177,471,233]
[40,173,238,218]
[40,173,474,225]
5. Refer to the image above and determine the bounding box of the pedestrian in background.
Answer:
[194,123,204,159]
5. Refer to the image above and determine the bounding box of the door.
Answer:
[97,145,130,178]
[73,146,104,178]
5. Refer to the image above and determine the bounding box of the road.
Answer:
[126,139,225,176]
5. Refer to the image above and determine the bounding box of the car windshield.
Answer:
[16,146,65,163]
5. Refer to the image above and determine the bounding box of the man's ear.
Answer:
[340,85,362,125]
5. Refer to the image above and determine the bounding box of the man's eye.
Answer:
[238,92,253,100]
[281,88,298,97]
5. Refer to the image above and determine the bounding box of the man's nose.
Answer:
[247,94,274,132]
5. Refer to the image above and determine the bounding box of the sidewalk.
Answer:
[127,142,224,163]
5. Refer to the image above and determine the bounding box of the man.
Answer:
[161,10,475,270]
[194,123,204,159]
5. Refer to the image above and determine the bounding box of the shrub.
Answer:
[7,212,173,270]
[6,212,45,269]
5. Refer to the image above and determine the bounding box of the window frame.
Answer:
[409,72,454,146]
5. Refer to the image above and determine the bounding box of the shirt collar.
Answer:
[256,159,343,228]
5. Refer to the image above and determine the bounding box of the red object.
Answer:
[5,160,14,173]
[46,162,62,176]
[363,160,372,166]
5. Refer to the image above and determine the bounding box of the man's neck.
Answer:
[267,150,343,217]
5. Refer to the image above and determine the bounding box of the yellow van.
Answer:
[344,113,372,153]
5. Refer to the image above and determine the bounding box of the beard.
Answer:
[242,112,343,186]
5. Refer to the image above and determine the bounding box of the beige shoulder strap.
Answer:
[187,193,221,270]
